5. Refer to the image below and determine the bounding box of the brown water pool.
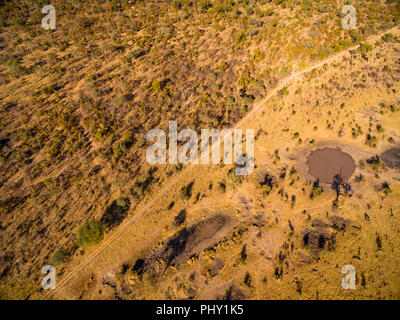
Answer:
[307,147,356,184]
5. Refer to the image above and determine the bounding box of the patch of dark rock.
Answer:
[121,283,132,295]
[239,195,252,211]
[302,227,333,256]
[274,266,284,279]
[312,218,330,228]
[0,138,11,151]
[0,265,10,279]
[298,250,313,264]
[102,277,122,300]
[381,148,400,168]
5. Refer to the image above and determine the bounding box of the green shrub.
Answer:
[382,33,393,42]
[279,87,289,96]
[359,42,372,54]
[180,181,194,200]
[121,130,133,142]
[132,185,143,197]
[352,126,363,138]
[383,65,391,72]
[279,67,290,78]
[382,182,392,195]
[151,79,161,92]
[50,249,69,267]
[311,180,323,199]
[6,59,21,77]
[41,84,55,95]
[76,220,105,248]
[218,61,229,72]
[113,141,127,157]
[246,29,258,37]
[366,134,378,148]
[116,197,127,207]
[367,155,382,170]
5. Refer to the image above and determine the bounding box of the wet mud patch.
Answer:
[307,147,356,184]
[161,214,228,266]
[381,148,400,168]
[142,214,231,276]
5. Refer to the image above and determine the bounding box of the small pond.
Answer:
[307,147,356,184]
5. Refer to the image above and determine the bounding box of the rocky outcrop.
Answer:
[302,227,333,256]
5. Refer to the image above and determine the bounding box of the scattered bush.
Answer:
[311,180,323,199]
[382,182,392,195]
[279,87,289,96]
[6,59,21,77]
[180,181,194,200]
[367,155,382,170]
[366,134,378,148]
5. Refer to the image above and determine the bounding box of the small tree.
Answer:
[310,179,323,199]
[367,155,382,170]
[366,134,378,148]
[76,220,105,248]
